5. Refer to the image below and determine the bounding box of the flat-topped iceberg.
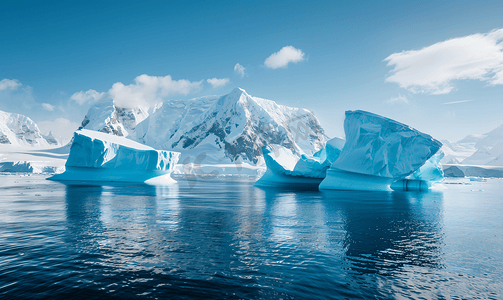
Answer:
[319,110,442,191]
[49,129,180,184]
[254,137,344,188]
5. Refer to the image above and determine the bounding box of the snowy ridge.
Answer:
[0,110,54,147]
[80,88,327,168]
[442,122,503,166]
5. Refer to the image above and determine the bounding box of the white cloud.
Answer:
[207,78,229,88]
[264,46,305,69]
[42,103,55,111]
[234,63,245,77]
[109,74,203,108]
[387,94,409,104]
[0,79,21,91]
[37,117,80,144]
[0,79,37,113]
[442,100,473,105]
[70,89,106,105]
[385,28,503,94]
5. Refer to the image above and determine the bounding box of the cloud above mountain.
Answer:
[385,28,503,95]
[70,89,106,105]
[108,74,203,108]
[234,63,245,77]
[264,46,305,69]
[42,103,55,111]
[207,78,229,88]
[0,79,21,90]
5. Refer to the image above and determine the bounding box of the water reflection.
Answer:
[321,190,444,275]
[64,183,181,273]
[61,180,446,298]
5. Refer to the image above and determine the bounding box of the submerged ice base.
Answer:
[319,169,396,191]
[49,129,180,184]
[320,110,442,191]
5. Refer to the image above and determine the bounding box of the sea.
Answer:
[0,174,502,299]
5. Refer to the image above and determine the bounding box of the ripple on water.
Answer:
[0,175,502,299]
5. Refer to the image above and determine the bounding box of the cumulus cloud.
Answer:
[70,89,106,105]
[109,74,203,108]
[234,63,245,77]
[385,28,503,94]
[42,103,55,111]
[0,78,22,90]
[207,78,229,88]
[387,94,409,104]
[264,46,305,69]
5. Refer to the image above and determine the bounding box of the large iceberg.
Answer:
[254,137,344,188]
[49,129,180,184]
[319,110,442,191]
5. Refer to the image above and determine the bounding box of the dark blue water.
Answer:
[1,175,502,299]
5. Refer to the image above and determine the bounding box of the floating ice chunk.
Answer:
[254,137,344,188]
[320,110,442,191]
[49,129,180,184]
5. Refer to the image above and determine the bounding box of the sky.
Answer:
[1,0,503,143]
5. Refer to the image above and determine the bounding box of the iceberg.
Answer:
[408,151,444,182]
[319,110,442,191]
[254,137,344,188]
[390,151,445,191]
[49,129,180,184]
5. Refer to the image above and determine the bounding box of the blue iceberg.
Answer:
[49,129,180,184]
[319,110,442,191]
[254,137,344,188]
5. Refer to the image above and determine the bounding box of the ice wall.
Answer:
[49,129,180,184]
[320,110,442,191]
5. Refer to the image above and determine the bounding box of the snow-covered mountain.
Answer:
[80,88,327,165]
[0,110,56,147]
[442,123,503,166]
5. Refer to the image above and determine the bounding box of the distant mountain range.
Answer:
[442,123,503,166]
[2,86,502,169]
[0,110,58,147]
[79,88,327,165]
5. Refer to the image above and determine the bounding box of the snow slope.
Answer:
[0,110,54,147]
[441,123,503,166]
[0,109,67,173]
[80,88,327,174]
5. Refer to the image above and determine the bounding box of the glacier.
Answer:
[319,110,442,191]
[254,137,344,188]
[49,129,180,184]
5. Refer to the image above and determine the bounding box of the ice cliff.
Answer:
[319,110,442,191]
[49,129,180,184]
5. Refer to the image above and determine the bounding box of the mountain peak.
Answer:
[230,87,247,94]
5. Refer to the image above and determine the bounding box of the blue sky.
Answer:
[1,0,502,142]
